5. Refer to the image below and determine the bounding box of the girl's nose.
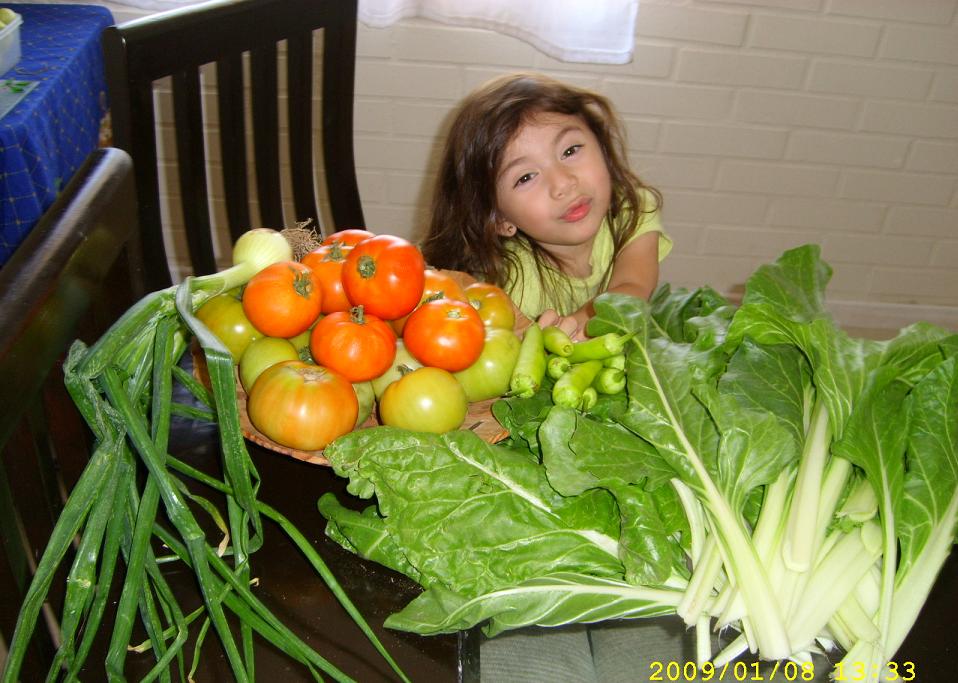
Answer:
[550,167,577,199]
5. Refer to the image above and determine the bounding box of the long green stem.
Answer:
[166,455,412,683]
[101,368,251,683]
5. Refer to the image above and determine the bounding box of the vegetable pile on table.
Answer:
[319,244,958,681]
[197,227,524,451]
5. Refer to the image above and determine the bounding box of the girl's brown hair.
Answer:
[421,72,660,295]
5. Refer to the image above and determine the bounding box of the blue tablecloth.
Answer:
[0,3,113,265]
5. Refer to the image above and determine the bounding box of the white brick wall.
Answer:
[99,0,958,330]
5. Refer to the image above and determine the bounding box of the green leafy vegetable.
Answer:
[319,244,958,677]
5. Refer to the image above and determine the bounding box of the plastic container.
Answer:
[0,13,23,76]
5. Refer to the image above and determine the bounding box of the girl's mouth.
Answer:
[561,198,591,222]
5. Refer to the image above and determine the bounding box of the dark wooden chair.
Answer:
[0,148,138,679]
[102,0,366,293]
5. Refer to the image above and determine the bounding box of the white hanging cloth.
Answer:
[358,0,640,65]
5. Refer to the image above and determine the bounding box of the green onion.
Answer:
[1,229,408,683]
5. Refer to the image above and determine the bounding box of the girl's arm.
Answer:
[538,231,661,339]
[603,230,661,301]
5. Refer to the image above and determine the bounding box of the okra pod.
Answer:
[509,324,546,398]
[593,367,626,395]
[566,332,633,363]
[542,326,574,357]
[552,360,603,408]
[546,355,572,380]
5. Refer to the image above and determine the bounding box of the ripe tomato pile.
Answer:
[196,230,521,451]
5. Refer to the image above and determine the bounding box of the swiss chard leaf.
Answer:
[538,407,686,584]
[318,496,422,583]
[383,573,683,637]
[539,407,671,495]
[322,428,625,597]
[896,355,958,581]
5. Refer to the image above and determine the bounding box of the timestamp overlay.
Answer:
[647,659,918,681]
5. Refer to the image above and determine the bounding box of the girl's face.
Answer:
[494,112,612,273]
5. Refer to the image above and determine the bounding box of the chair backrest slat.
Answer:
[249,43,284,228]
[216,55,252,242]
[287,32,319,229]
[321,2,364,230]
[173,67,218,277]
[103,0,364,290]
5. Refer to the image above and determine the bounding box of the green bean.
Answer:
[553,360,603,408]
[542,325,574,357]
[547,354,572,380]
[566,332,634,363]
[510,324,547,398]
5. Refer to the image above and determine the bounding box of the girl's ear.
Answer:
[495,220,517,237]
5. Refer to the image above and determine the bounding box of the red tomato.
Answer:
[246,361,357,451]
[342,235,425,320]
[321,228,375,247]
[310,306,397,382]
[301,242,352,314]
[464,281,516,329]
[403,298,485,372]
[391,268,469,335]
[242,261,322,338]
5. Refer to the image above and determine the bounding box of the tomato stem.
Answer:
[357,254,377,279]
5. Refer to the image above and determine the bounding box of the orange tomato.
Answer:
[391,268,469,335]
[403,298,485,372]
[464,282,516,330]
[341,235,425,320]
[310,306,397,382]
[301,242,352,314]
[242,261,322,338]
[321,228,375,247]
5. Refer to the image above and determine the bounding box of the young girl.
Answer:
[421,73,671,339]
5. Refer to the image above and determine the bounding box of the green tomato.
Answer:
[453,327,521,402]
[370,340,423,398]
[352,381,375,428]
[287,325,316,363]
[196,293,263,361]
[240,337,299,392]
[379,367,467,433]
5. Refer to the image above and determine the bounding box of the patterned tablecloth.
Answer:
[0,3,113,266]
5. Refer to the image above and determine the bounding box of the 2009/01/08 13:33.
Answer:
[647,659,917,681]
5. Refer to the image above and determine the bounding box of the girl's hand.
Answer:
[538,309,587,341]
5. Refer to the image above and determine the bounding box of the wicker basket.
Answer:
[192,270,529,466]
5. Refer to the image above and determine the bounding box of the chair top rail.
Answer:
[104,0,355,82]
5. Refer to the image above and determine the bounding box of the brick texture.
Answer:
[100,0,958,329]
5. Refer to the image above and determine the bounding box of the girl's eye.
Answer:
[514,172,535,188]
[562,144,583,159]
